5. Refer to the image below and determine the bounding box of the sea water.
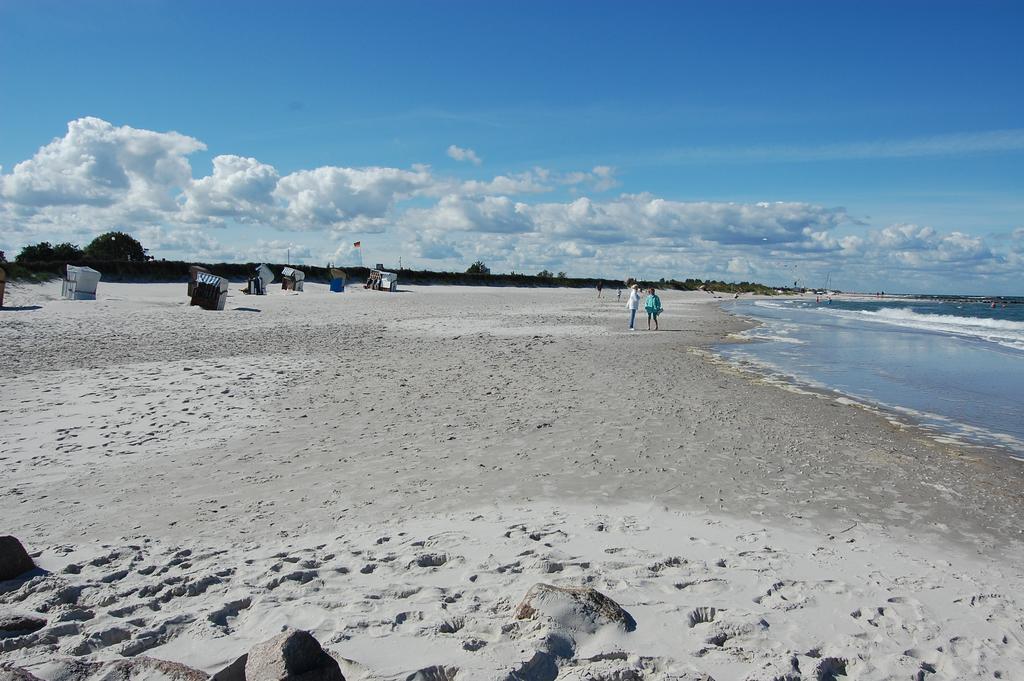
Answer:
[716,296,1024,459]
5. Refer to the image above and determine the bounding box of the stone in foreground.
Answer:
[0,537,35,581]
[515,583,637,633]
[245,629,346,681]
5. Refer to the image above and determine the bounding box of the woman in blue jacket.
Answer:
[644,287,662,330]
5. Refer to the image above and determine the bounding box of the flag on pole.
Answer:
[353,241,361,248]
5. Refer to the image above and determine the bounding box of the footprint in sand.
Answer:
[675,578,728,596]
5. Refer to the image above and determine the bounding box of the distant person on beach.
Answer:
[644,287,663,330]
[617,287,622,302]
[597,281,603,298]
[626,284,641,330]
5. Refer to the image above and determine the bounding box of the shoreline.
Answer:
[2,282,1023,678]
[712,299,1024,462]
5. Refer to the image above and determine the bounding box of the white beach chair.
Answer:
[62,265,102,300]
[281,266,305,292]
[379,271,398,292]
[246,264,275,295]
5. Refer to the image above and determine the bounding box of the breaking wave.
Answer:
[854,307,1024,351]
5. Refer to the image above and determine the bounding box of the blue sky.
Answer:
[1,0,1022,294]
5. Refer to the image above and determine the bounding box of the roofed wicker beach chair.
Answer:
[281,266,305,292]
[61,265,102,300]
[187,265,211,298]
[245,263,275,295]
[365,269,398,292]
[329,268,347,292]
[190,271,229,310]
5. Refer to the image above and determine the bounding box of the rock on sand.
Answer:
[515,582,637,633]
[0,536,35,581]
[244,629,345,681]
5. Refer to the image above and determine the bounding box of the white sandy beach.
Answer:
[2,281,1023,680]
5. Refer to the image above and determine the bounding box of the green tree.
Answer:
[556,271,567,279]
[16,241,85,262]
[53,242,85,260]
[84,231,150,261]
[537,269,553,278]
[466,260,490,275]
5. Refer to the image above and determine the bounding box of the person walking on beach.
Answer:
[644,287,662,330]
[597,281,604,298]
[626,284,641,330]
[617,286,622,302]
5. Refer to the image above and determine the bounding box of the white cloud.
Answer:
[134,225,240,262]
[329,242,364,268]
[561,165,619,192]
[727,257,753,275]
[272,165,435,231]
[249,239,313,263]
[2,117,1020,293]
[1,117,203,212]
[409,194,534,234]
[856,224,996,270]
[409,230,463,260]
[409,194,847,248]
[447,144,482,165]
[182,155,279,222]
[459,169,552,196]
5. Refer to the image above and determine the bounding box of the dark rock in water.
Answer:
[46,657,207,681]
[211,654,248,681]
[0,537,35,581]
[245,629,346,681]
[0,613,46,638]
[0,668,46,681]
[514,583,637,633]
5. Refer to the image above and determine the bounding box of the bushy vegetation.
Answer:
[16,241,85,262]
[15,232,149,264]
[7,230,783,293]
[84,231,150,261]
[6,250,781,294]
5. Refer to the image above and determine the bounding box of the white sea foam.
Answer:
[733,317,806,345]
[852,307,1024,351]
